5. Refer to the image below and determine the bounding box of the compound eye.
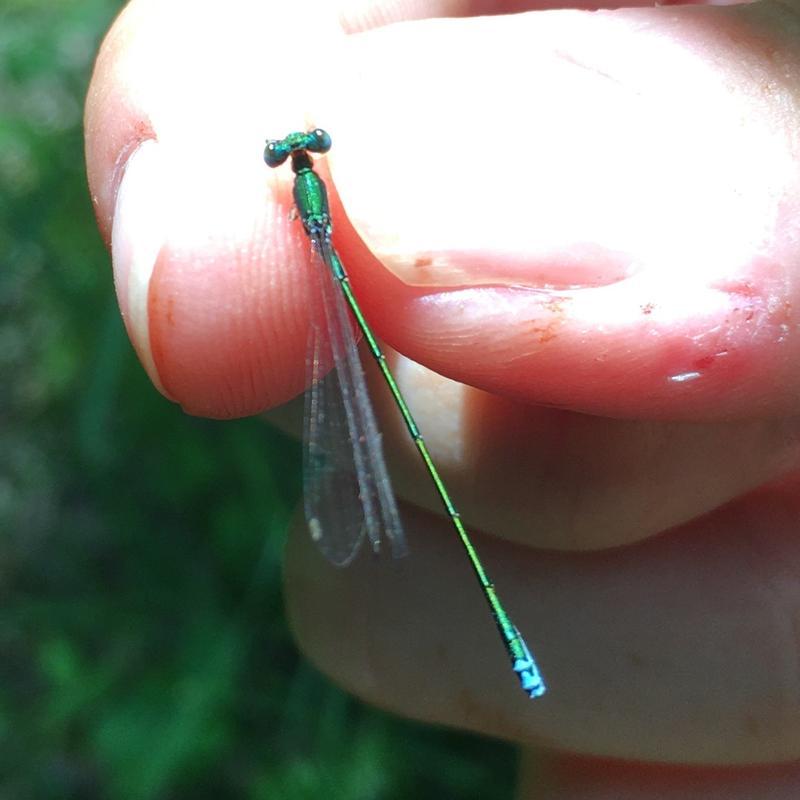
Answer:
[308,128,332,154]
[264,140,288,167]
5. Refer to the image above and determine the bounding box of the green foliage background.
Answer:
[1,2,517,798]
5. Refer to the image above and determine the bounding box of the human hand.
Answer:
[85,0,800,796]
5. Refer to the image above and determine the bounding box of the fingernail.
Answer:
[378,243,638,291]
[111,139,172,398]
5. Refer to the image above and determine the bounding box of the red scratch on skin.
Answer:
[530,322,560,343]
[692,349,729,371]
[653,261,793,393]
[716,268,793,332]
[679,267,793,382]
[526,295,568,344]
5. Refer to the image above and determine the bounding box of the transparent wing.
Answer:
[302,238,407,566]
[302,318,366,566]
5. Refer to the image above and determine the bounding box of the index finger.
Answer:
[85,0,800,420]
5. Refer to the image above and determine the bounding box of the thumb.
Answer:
[85,0,343,418]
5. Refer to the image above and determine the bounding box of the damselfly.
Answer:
[264,129,545,699]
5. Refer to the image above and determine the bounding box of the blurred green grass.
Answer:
[0,2,518,798]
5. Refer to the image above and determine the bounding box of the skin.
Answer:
[85,0,800,796]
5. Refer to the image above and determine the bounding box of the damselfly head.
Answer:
[264,129,332,169]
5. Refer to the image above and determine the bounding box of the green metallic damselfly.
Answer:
[264,129,545,699]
